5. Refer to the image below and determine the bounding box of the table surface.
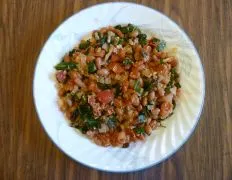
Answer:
[1,0,231,179]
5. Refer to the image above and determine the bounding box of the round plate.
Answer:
[33,2,205,172]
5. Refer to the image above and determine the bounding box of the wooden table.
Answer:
[1,0,231,179]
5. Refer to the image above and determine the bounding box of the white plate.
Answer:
[33,2,205,172]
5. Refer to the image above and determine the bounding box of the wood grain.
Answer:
[0,0,231,179]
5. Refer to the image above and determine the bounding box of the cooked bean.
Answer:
[142,97,148,106]
[148,91,156,101]
[95,57,102,69]
[86,130,95,138]
[74,78,86,88]
[159,93,173,103]
[160,52,168,59]
[97,68,109,76]
[134,45,142,61]
[146,118,152,125]
[151,108,160,119]
[64,54,70,62]
[160,102,173,119]
[137,104,143,111]
[144,124,152,135]
[95,49,106,57]
[157,88,165,96]
[117,131,126,144]
[131,94,140,107]
[99,124,109,133]
[116,108,123,116]
[149,120,158,129]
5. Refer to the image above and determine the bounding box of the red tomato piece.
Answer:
[97,90,114,104]
[108,62,124,74]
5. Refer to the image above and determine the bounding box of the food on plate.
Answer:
[54,24,181,147]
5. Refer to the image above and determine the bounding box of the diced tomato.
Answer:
[97,90,114,104]
[153,64,165,73]
[110,54,120,62]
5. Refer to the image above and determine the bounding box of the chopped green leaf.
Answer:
[79,40,90,50]
[81,95,87,104]
[70,108,79,121]
[156,40,166,52]
[115,24,140,34]
[78,126,89,134]
[88,61,97,73]
[143,78,157,92]
[113,83,121,97]
[114,25,122,30]
[97,82,112,90]
[173,100,176,109]
[165,81,173,93]
[86,118,100,128]
[127,24,141,33]
[134,79,140,91]
[175,82,181,88]
[99,35,107,46]
[128,24,136,32]
[133,126,145,134]
[165,86,171,93]
[69,49,76,57]
[79,104,92,117]
[170,68,179,81]
[121,26,130,34]
[117,38,124,45]
[134,80,143,94]
[122,58,133,65]
[143,79,152,91]
[78,104,100,129]
[138,33,147,46]
[55,62,77,70]
[165,68,180,94]
[160,58,164,64]
[70,92,79,102]
[152,37,160,43]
